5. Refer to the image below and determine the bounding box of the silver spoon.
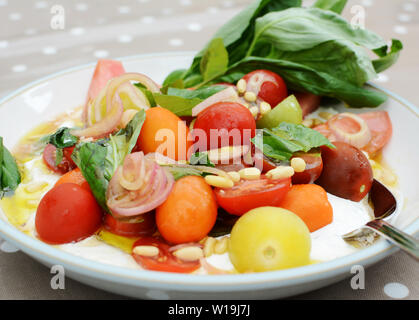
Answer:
[342,179,419,261]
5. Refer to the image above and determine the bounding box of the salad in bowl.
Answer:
[0,0,404,276]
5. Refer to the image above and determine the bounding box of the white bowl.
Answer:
[0,52,418,300]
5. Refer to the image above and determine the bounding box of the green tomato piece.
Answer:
[256,95,302,129]
[228,207,311,273]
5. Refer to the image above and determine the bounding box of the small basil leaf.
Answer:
[49,127,78,149]
[200,38,229,82]
[152,93,203,117]
[189,152,215,167]
[0,137,21,198]
[55,148,63,166]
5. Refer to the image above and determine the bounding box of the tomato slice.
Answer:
[132,237,201,273]
[295,92,321,118]
[43,144,76,174]
[104,212,156,237]
[214,176,292,216]
[291,152,323,184]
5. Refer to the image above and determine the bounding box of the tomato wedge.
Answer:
[104,212,156,237]
[214,176,292,216]
[132,237,201,273]
[43,144,76,174]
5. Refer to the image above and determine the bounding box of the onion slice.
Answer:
[106,152,174,219]
[191,86,239,117]
[328,113,372,149]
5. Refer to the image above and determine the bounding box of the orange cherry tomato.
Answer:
[136,107,193,161]
[103,212,156,237]
[156,176,218,244]
[35,183,102,244]
[132,236,200,273]
[214,176,292,216]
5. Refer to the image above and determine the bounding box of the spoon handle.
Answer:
[366,220,419,261]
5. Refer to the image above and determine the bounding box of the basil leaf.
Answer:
[167,85,227,100]
[165,166,202,181]
[55,148,63,167]
[162,69,187,88]
[152,93,203,117]
[200,38,229,82]
[49,127,78,149]
[313,0,347,14]
[372,39,403,73]
[0,137,21,198]
[251,122,335,161]
[189,152,215,167]
[134,83,157,107]
[113,110,146,158]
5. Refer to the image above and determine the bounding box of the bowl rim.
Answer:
[0,51,418,288]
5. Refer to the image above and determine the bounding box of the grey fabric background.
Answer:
[0,0,418,300]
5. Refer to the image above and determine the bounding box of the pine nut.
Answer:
[133,245,159,257]
[291,157,306,173]
[266,166,294,180]
[319,111,333,120]
[24,181,48,193]
[239,167,261,180]
[302,119,314,128]
[249,106,259,117]
[203,237,216,257]
[236,79,247,94]
[227,171,241,183]
[313,118,324,126]
[173,246,204,262]
[121,109,138,128]
[259,102,271,116]
[205,175,234,188]
[244,91,257,102]
[214,237,229,255]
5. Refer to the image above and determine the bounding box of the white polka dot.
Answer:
[162,8,173,15]
[187,23,202,32]
[402,3,416,12]
[75,3,88,11]
[179,0,192,6]
[169,38,184,47]
[9,13,22,21]
[207,7,218,14]
[70,27,86,36]
[117,34,133,43]
[222,0,235,8]
[24,28,37,35]
[0,40,9,49]
[0,0,8,7]
[393,25,408,35]
[145,289,170,300]
[34,1,48,9]
[361,0,374,7]
[0,241,19,253]
[141,16,155,24]
[12,64,27,73]
[42,46,57,55]
[397,13,411,22]
[375,73,389,83]
[118,6,131,14]
[94,50,109,58]
[384,282,409,299]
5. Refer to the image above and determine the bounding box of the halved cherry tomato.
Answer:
[291,152,323,184]
[43,144,76,174]
[55,168,90,191]
[132,236,201,273]
[192,102,256,151]
[316,142,373,202]
[104,212,156,237]
[295,92,321,118]
[35,183,102,244]
[214,176,292,216]
[242,70,288,107]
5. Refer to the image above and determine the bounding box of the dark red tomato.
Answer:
[214,176,292,216]
[295,92,321,118]
[104,212,156,237]
[43,144,76,174]
[291,153,323,184]
[316,142,373,202]
[35,183,102,244]
[132,236,201,273]
[242,70,288,107]
[192,102,256,151]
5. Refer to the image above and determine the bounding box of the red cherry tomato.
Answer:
[132,236,201,273]
[214,176,292,216]
[295,92,321,118]
[43,144,76,174]
[192,102,256,151]
[35,183,102,244]
[104,212,156,237]
[291,153,323,184]
[316,142,373,202]
[242,70,288,107]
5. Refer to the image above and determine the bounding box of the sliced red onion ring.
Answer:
[106,152,174,219]
[191,86,239,117]
[328,113,372,149]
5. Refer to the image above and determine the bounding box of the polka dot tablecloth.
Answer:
[0,0,418,300]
